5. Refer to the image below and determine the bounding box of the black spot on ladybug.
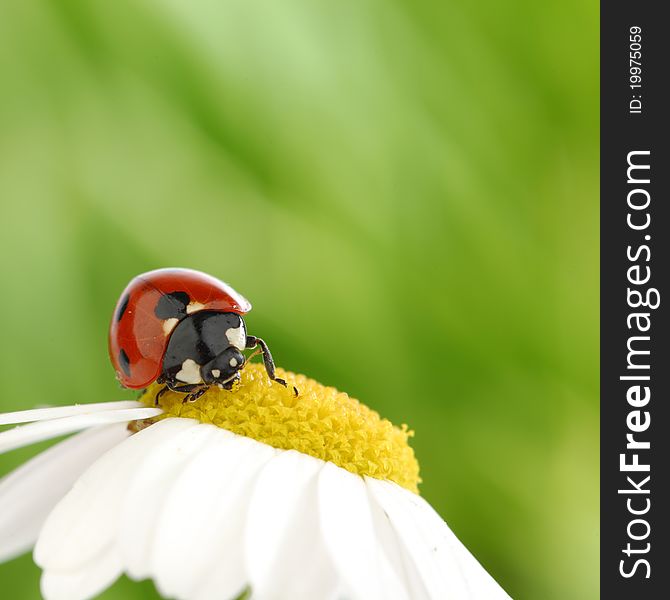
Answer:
[118,349,132,377]
[154,291,191,320]
[116,293,130,322]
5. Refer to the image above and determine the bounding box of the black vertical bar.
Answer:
[601,2,669,598]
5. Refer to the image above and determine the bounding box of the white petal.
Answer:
[318,463,383,600]
[393,484,511,599]
[0,423,129,563]
[244,449,324,596]
[366,479,461,599]
[187,438,280,600]
[150,429,258,598]
[0,407,162,454]
[367,496,415,600]
[376,546,413,600]
[0,401,149,426]
[367,478,510,599]
[41,549,123,600]
[248,467,339,600]
[34,418,197,572]
[117,422,221,579]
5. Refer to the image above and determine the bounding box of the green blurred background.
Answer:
[0,1,598,598]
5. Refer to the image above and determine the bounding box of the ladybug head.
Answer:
[200,346,246,389]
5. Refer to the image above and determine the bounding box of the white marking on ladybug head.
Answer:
[211,369,221,378]
[229,357,238,367]
[176,359,203,384]
[225,322,246,351]
[162,317,179,336]
[186,301,206,314]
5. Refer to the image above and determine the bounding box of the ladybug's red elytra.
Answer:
[109,268,293,403]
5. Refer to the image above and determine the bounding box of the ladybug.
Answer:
[109,268,292,403]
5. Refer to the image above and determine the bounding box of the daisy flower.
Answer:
[0,364,511,600]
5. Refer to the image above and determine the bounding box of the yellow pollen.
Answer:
[142,364,421,493]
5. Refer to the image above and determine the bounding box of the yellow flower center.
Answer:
[142,364,420,493]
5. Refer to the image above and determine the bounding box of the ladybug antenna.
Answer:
[244,347,263,365]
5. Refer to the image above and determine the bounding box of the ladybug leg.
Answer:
[158,380,209,404]
[164,383,208,404]
[246,336,298,396]
[245,335,282,382]
[183,386,208,404]
[154,385,170,406]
